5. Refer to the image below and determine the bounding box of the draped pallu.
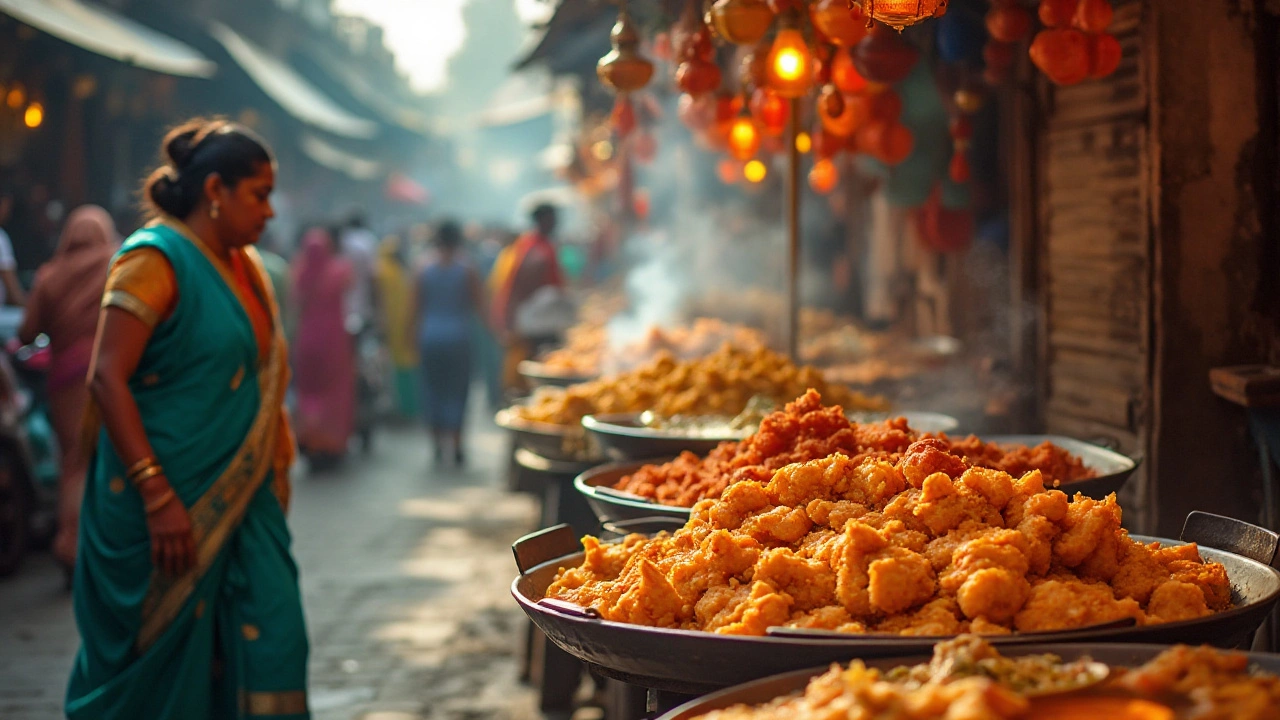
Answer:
[67,223,309,719]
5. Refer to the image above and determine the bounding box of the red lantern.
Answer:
[1089,33,1122,79]
[809,157,839,194]
[857,120,913,165]
[865,0,947,30]
[676,58,722,96]
[612,96,637,137]
[830,48,868,94]
[819,91,868,137]
[853,25,920,86]
[1074,0,1114,33]
[1030,28,1091,86]
[1039,0,1078,28]
[809,0,869,48]
[948,151,971,183]
[766,27,814,98]
[985,4,1032,44]
[749,87,789,135]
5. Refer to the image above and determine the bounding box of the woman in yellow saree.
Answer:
[66,119,309,719]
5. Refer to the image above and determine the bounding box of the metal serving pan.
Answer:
[575,461,690,525]
[582,411,960,463]
[495,408,601,462]
[657,642,1280,720]
[517,360,596,389]
[978,434,1142,499]
[510,512,1280,695]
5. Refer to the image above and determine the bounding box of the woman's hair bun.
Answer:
[163,125,202,170]
[140,117,273,221]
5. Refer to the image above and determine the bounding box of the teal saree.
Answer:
[67,224,309,719]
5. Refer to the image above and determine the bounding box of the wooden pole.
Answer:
[786,98,802,360]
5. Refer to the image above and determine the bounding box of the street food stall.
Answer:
[500,0,1280,717]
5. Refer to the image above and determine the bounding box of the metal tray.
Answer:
[511,512,1280,695]
[517,360,596,389]
[979,434,1142,499]
[658,643,1280,719]
[575,461,691,525]
[495,408,601,462]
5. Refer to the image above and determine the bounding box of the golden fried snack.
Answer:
[615,391,1099,507]
[512,346,888,426]
[547,440,1231,636]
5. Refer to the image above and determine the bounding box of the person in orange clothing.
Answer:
[67,119,310,719]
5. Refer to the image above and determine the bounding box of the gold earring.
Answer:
[211,202,220,220]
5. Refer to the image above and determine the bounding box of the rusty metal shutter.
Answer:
[1036,1,1151,520]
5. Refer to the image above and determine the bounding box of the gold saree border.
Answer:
[102,290,161,328]
[242,690,309,716]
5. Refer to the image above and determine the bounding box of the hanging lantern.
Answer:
[704,92,743,149]
[1074,0,1114,33]
[674,0,710,59]
[819,89,869,137]
[750,87,790,136]
[1088,33,1121,78]
[986,3,1032,43]
[856,119,913,165]
[611,96,637,137]
[1030,28,1091,85]
[809,158,839,194]
[809,0,869,47]
[948,150,971,183]
[707,0,776,45]
[598,7,655,93]
[853,24,920,85]
[728,111,763,160]
[861,0,948,31]
[765,21,814,98]
[676,57,723,95]
[830,48,868,94]
[744,159,768,183]
[1039,0,1078,28]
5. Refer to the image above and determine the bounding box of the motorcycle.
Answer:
[0,334,60,576]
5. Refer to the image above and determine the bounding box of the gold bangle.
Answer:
[130,464,165,484]
[126,456,156,477]
[144,489,176,514]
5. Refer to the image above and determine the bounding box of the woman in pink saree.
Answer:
[290,228,354,464]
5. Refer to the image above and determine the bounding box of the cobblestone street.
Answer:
[0,416,544,720]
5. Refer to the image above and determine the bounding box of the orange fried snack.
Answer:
[615,391,1098,507]
[547,440,1231,636]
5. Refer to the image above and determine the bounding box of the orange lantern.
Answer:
[749,87,790,135]
[1089,33,1121,79]
[1030,28,1091,85]
[862,0,947,30]
[597,9,655,93]
[986,3,1032,43]
[676,58,722,96]
[766,26,814,98]
[1074,0,1113,33]
[830,48,868,94]
[707,0,776,45]
[1039,0,1078,27]
[728,113,763,160]
[819,90,868,137]
[853,24,920,85]
[809,157,839,194]
[809,0,869,47]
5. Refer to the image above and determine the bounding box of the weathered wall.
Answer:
[1150,1,1280,535]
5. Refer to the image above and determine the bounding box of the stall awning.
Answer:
[0,0,215,77]
[299,133,382,181]
[210,22,378,140]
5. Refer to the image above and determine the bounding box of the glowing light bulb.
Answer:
[6,85,25,109]
[766,28,813,99]
[744,159,768,183]
[728,115,762,161]
[23,103,43,129]
[795,132,813,154]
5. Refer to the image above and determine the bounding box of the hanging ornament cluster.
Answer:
[809,0,868,47]
[707,0,776,45]
[979,0,1031,85]
[1030,0,1119,85]
[860,0,949,31]
[675,0,722,96]
[765,14,815,98]
[854,24,921,85]
[597,5,654,94]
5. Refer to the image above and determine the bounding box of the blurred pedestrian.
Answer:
[375,234,419,420]
[411,220,481,466]
[17,205,118,572]
[0,190,25,306]
[490,204,568,395]
[68,119,308,719]
[291,227,355,465]
[340,211,377,335]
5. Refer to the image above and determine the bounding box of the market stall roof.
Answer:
[0,0,216,78]
[301,48,432,136]
[210,22,379,140]
[299,133,382,181]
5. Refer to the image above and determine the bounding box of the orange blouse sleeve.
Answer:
[102,248,178,327]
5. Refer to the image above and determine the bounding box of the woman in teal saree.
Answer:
[67,119,309,719]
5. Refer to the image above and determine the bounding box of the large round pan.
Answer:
[575,460,690,525]
[517,360,596,388]
[510,512,1280,695]
[658,643,1280,720]
[582,411,961,464]
[979,434,1142,499]
[495,408,600,462]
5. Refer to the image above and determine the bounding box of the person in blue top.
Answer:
[410,220,482,467]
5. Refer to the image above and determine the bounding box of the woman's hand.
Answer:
[144,486,197,576]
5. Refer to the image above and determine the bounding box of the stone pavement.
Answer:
[0,415,546,720]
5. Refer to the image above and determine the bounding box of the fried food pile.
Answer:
[512,346,887,427]
[613,391,1097,508]
[693,637,1280,720]
[547,436,1229,636]
[538,318,769,379]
